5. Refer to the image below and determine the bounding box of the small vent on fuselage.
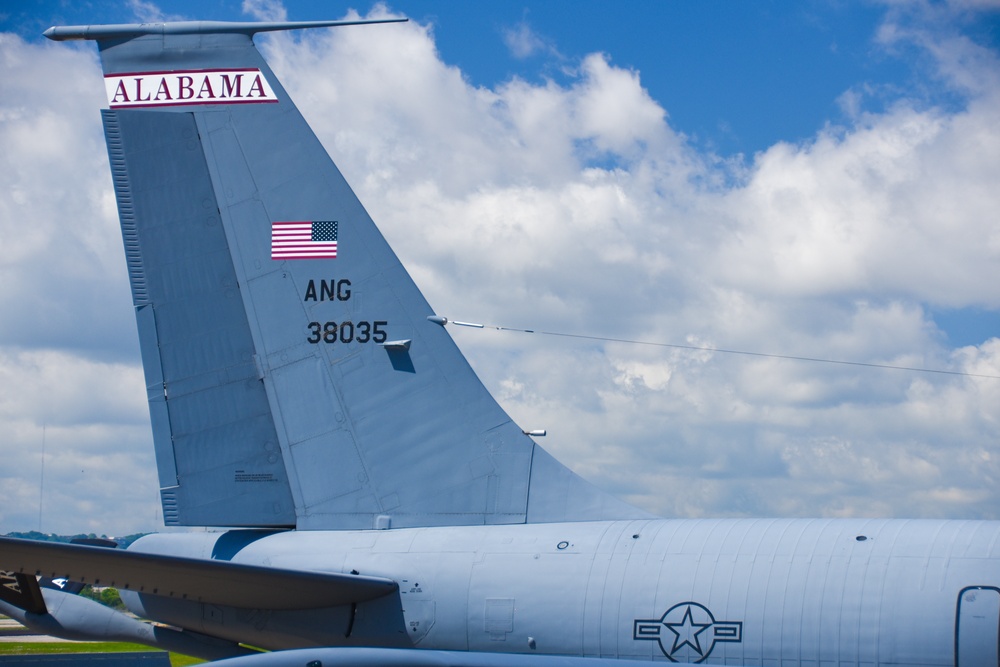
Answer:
[160,487,180,525]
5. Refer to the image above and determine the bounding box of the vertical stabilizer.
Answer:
[52,20,651,529]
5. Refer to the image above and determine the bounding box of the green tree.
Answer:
[99,587,125,610]
[80,585,125,610]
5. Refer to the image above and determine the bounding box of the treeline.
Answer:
[80,585,126,610]
[4,531,148,548]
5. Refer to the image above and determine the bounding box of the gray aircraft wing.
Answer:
[0,536,396,611]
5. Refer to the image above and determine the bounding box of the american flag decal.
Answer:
[271,220,338,260]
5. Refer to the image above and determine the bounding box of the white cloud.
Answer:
[125,0,186,23]
[1,2,998,533]
[0,35,157,534]
[0,348,158,533]
[502,22,552,60]
[714,98,1000,307]
[241,0,287,23]
[878,0,1000,99]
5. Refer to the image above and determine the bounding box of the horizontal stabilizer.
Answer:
[0,536,396,610]
[43,18,407,41]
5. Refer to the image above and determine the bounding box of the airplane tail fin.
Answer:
[49,19,650,529]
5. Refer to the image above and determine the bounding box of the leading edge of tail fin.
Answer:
[55,20,651,529]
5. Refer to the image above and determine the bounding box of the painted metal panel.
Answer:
[133,303,177,491]
[100,108,295,527]
[469,552,593,655]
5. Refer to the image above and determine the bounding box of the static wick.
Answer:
[427,314,485,328]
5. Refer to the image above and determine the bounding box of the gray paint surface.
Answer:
[128,520,998,665]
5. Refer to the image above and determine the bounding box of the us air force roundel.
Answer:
[634,601,742,663]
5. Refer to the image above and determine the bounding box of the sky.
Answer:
[1,0,999,535]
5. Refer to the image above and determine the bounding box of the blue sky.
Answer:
[5,2,997,344]
[7,1,992,155]
[1,1,999,534]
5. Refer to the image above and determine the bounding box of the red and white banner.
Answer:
[104,69,278,108]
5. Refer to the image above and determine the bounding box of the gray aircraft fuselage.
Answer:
[127,518,1000,666]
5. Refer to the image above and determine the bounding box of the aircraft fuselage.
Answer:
[126,518,1000,666]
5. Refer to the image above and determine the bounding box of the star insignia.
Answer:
[665,604,712,655]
